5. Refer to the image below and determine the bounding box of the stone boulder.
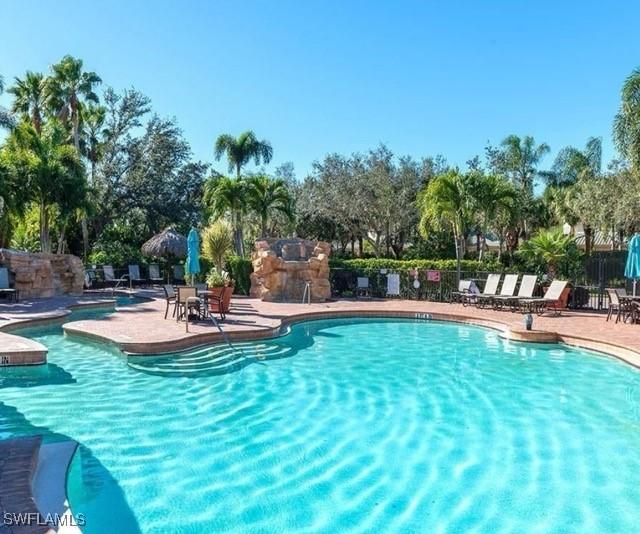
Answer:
[249,239,332,302]
[0,248,84,298]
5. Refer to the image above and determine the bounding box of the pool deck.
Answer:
[2,290,640,367]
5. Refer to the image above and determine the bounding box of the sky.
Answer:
[1,0,639,179]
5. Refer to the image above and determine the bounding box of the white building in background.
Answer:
[562,222,626,251]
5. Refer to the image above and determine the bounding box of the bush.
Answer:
[329,258,502,272]
[88,242,145,267]
[225,255,252,295]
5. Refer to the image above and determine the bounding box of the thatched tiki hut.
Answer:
[141,228,187,281]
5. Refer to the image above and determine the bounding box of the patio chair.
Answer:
[519,280,568,316]
[84,270,98,289]
[128,265,146,287]
[163,284,177,319]
[606,288,634,323]
[356,277,371,299]
[466,274,501,307]
[148,264,164,286]
[477,274,518,309]
[0,267,18,302]
[176,286,201,322]
[172,264,185,284]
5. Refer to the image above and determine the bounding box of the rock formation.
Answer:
[0,248,84,298]
[250,239,331,302]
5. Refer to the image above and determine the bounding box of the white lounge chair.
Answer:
[0,267,18,302]
[477,274,519,308]
[519,280,568,315]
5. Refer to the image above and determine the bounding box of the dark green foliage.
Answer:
[330,258,502,272]
[225,255,252,295]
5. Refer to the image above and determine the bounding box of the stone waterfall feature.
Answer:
[0,248,85,298]
[249,239,332,302]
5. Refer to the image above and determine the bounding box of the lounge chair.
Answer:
[493,274,537,311]
[477,274,518,308]
[519,280,568,315]
[451,280,473,303]
[102,264,118,287]
[128,265,146,287]
[466,274,501,307]
[148,264,164,286]
[356,277,370,299]
[386,273,401,298]
[0,267,18,302]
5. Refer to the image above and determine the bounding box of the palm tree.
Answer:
[614,67,640,170]
[0,74,15,130]
[519,229,577,279]
[549,137,602,186]
[2,120,86,253]
[80,103,106,185]
[418,170,474,283]
[245,175,294,237]
[204,175,247,255]
[8,71,49,134]
[48,56,102,150]
[214,131,273,178]
[47,55,100,259]
[499,135,551,195]
[469,173,516,260]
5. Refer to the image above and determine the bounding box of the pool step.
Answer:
[127,341,293,376]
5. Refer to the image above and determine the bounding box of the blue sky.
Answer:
[1,1,639,179]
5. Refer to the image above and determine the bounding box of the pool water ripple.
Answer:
[1,318,640,533]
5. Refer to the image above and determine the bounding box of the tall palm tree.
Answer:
[204,175,247,255]
[613,67,640,170]
[214,131,273,178]
[47,55,101,259]
[2,120,86,253]
[245,175,294,237]
[418,170,474,283]
[499,135,550,196]
[8,71,49,133]
[549,137,602,186]
[47,55,102,151]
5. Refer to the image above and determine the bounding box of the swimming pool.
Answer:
[1,317,640,532]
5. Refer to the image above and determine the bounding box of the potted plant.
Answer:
[206,269,234,315]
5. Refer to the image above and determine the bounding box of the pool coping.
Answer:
[64,305,640,370]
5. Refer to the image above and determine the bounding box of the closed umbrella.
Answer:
[185,227,201,285]
[624,233,640,296]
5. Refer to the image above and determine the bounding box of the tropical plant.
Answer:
[519,229,578,278]
[548,137,602,186]
[80,103,106,184]
[214,130,273,178]
[493,135,551,196]
[204,175,247,255]
[613,67,640,170]
[8,71,49,133]
[1,120,86,252]
[206,268,230,287]
[202,220,234,271]
[418,170,474,282]
[245,175,294,237]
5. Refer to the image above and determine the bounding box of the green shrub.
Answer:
[225,255,252,295]
[329,258,502,272]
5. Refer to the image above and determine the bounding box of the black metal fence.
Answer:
[331,268,497,302]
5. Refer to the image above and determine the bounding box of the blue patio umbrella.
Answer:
[185,227,201,284]
[625,233,640,296]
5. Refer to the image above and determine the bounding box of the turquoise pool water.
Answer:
[1,317,640,533]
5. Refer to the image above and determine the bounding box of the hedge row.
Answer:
[329,258,502,272]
